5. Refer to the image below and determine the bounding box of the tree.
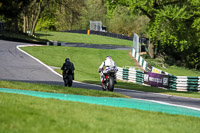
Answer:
[0,0,31,32]
[35,0,58,31]
[22,0,51,35]
[107,0,200,69]
[108,5,149,36]
[0,0,51,35]
[80,0,107,30]
[55,0,85,31]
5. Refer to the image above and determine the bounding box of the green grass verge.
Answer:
[35,31,132,46]
[21,46,200,99]
[159,66,200,76]
[0,80,126,98]
[1,92,200,133]
[143,57,200,76]
[21,46,136,82]
[0,31,46,43]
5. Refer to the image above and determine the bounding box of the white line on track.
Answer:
[16,44,200,111]
[131,97,200,111]
[17,45,62,78]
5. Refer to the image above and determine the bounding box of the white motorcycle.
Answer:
[101,67,117,91]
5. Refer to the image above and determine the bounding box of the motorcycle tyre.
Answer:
[64,79,68,87]
[108,76,114,91]
[102,83,106,91]
[67,75,73,87]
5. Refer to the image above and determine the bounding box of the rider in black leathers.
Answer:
[61,58,75,80]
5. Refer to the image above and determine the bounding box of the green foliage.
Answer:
[35,0,58,31]
[107,0,200,70]
[0,0,31,31]
[54,0,85,31]
[106,0,118,18]
[108,5,149,36]
[78,0,107,30]
[2,0,200,69]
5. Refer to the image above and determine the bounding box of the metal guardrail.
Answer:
[47,41,63,46]
[117,67,200,92]
[169,75,200,91]
[116,67,144,85]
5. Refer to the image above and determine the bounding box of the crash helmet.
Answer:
[106,56,112,60]
[65,58,70,62]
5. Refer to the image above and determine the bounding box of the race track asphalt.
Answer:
[0,40,200,110]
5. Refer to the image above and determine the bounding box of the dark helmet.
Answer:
[65,58,70,62]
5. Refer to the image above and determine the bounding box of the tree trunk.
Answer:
[30,9,41,36]
[23,16,26,33]
[29,1,49,36]
[14,17,19,32]
[148,40,155,58]
[30,2,42,36]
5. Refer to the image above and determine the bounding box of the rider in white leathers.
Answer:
[98,56,118,84]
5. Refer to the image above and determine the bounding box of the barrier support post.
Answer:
[87,30,90,35]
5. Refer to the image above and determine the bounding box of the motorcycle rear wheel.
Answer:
[67,75,73,87]
[64,75,73,87]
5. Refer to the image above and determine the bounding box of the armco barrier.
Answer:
[117,66,199,92]
[116,67,144,84]
[123,68,129,80]
[132,48,148,71]
[47,41,63,46]
[136,70,144,84]
[132,47,168,75]
[168,75,177,91]
[169,75,200,91]
[65,30,132,41]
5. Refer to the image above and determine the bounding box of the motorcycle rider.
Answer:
[61,58,75,80]
[98,56,118,84]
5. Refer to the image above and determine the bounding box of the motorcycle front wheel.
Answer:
[102,82,107,91]
[108,76,114,91]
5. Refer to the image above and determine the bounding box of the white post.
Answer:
[133,33,139,53]
[90,21,92,30]
[96,21,98,31]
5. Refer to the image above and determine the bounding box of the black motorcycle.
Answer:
[63,69,73,87]
[101,67,116,91]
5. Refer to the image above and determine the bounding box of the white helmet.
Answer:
[106,56,112,60]
[105,56,115,67]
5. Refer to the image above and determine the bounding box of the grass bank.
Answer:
[0,31,47,44]
[21,46,200,98]
[21,46,136,82]
[0,80,126,98]
[35,31,132,46]
[143,56,200,76]
[1,92,200,133]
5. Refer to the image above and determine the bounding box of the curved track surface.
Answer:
[0,40,200,110]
